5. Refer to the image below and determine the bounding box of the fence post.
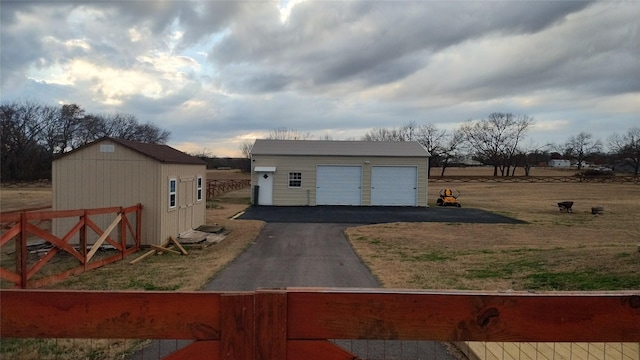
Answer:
[220,293,255,359]
[255,290,287,360]
[136,204,142,249]
[18,211,28,289]
[80,210,87,269]
[120,207,126,260]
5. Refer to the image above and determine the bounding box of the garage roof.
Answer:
[251,140,430,157]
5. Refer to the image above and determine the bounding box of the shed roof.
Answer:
[251,139,430,157]
[55,137,206,165]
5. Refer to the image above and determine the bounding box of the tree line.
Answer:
[1,99,170,181]
[245,116,639,177]
[360,113,639,177]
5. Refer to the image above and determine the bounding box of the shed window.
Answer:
[288,172,302,187]
[197,175,203,201]
[169,178,177,209]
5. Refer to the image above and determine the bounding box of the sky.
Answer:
[1,0,639,157]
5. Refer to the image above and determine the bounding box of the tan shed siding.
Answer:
[52,139,205,247]
[159,164,206,245]
[252,155,429,206]
[53,140,163,245]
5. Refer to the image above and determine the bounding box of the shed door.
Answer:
[371,166,417,206]
[316,166,362,206]
[179,177,195,234]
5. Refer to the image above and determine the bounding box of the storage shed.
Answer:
[52,137,207,246]
[250,140,430,207]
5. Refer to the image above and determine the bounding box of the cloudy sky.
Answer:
[1,1,638,157]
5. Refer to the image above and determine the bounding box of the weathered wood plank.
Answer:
[129,248,157,264]
[0,267,20,284]
[0,290,221,340]
[0,222,21,247]
[25,222,84,262]
[86,213,121,262]
[220,293,254,360]
[287,290,640,342]
[151,244,181,255]
[255,290,287,360]
[170,236,189,255]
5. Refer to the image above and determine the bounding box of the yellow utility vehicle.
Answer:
[436,188,461,207]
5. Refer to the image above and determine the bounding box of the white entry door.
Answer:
[371,166,417,206]
[257,172,274,205]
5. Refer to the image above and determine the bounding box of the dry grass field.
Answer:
[1,168,638,292]
[0,170,261,291]
[1,168,638,358]
[348,170,640,291]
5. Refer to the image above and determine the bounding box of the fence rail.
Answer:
[429,175,639,183]
[206,179,251,198]
[1,288,638,359]
[0,204,142,288]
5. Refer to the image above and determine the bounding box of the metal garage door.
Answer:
[371,166,417,206]
[316,166,362,205]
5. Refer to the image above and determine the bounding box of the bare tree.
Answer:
[0,99,171,181]
[102,113,169,144]
[513,143,551,176]
[268,127,311,140]
[414,123,446,177]
[564,132,602,170]
[0,100,50,180]
[609,127,640,176]
[190,148,214,159]
[439,129,464,177]
[361,122,417,142]
[460,113,533,176]
[239,139,254,159]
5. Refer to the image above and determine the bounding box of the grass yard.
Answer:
[0,170,262,291]
[1,168,638,359]
[347,180,640,291]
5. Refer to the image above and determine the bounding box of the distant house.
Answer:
[548,159,571,168]
[250,140,430,207]
[52,137,207,246]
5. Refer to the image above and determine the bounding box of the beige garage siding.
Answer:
[252,155,429,206]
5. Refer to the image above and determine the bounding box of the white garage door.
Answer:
[316,166,362,205]
[371,166,417,206]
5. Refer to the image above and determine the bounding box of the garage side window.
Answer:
[169,178,177,209]
[288,172,302,187]
[197,175,203,201]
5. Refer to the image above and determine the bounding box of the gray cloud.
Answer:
[1,0,637,156]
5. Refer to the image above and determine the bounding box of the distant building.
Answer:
[548,159,571,168]
[250,140,430,207]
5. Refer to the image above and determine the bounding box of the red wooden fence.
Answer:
[0,204,142,288]
[1,288,638,359]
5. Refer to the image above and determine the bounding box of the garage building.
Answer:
[250,140,430,207]
[52,137,207,246]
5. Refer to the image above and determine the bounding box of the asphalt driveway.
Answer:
[203,223,379,291]
[133,206,503,359]
[237,205,525,224]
